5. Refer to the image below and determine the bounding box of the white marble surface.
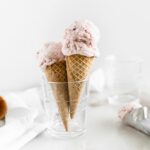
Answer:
[21,104,150,150]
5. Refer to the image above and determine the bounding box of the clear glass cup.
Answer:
[41,75,89,138]
[104,56,143,105]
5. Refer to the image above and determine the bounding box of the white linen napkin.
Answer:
[0,88,47,150]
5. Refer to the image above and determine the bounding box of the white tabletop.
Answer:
[21,104,150,150]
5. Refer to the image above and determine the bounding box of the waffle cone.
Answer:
[44,60,69,131]
[66,55,94,118]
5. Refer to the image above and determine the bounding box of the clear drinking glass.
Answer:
[41,75,89,138]
[104,56,143,105]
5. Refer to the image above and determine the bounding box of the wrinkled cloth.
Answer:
[0,88,47,150]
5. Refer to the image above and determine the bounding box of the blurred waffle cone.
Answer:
[44,60,69,131]
[66,54,94,118]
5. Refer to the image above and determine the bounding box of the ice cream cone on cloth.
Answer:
[62,20,100,118]
[37,42,69,131]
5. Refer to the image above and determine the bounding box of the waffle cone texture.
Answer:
[44,60,69,131]
[66,54,94,118]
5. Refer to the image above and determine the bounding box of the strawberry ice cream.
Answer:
[37,42,65,69]
[62,20,100,57]
[118,103,142,120]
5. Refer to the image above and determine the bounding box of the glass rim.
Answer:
[47,79,89,84]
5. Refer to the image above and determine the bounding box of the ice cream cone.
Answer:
[37,42,70,131]
[62,20,99,118]
[66,54,94,118]
[44,60,69,131]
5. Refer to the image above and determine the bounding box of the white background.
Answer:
[0,0,150,91]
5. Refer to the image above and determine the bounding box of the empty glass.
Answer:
[105,56,143,105]
[41,75,89,138]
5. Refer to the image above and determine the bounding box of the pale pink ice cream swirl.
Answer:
[62,20,100,57]
[37,42,65,69]
[118,103,142,120]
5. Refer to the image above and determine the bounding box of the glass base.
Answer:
[108,94,139,105]
[47,121,86,139]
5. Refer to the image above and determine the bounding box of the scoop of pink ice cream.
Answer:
[37,42,65,69]
[118,103,142,120]
[62,20,100,57]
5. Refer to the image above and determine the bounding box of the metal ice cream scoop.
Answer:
[120,105,150,135]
